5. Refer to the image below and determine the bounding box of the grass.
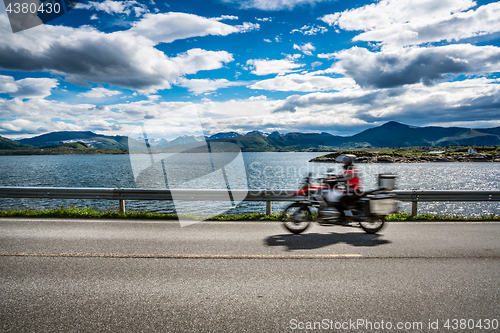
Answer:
[385,212,500,221]
[0,206,499,221]
[0,206,285,221]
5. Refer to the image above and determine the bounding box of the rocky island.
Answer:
[310,151,500,163]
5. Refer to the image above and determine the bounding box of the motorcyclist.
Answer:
[333,154,363,221]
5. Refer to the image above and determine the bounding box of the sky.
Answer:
[1,0,500,139]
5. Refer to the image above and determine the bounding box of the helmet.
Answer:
[335,154,356,165]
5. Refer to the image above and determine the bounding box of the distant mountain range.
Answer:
[1,122,500,152]
[203,122,500,151]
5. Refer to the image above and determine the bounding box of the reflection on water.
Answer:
[0,153,499,217]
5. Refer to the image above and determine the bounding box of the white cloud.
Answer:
[0,115,83,136]
[171,48,234,75]
[77,0,149,17]
[0,75,58,99]
[213,15,239,21]
[0,75,17,94]
[198,95,375,134]
[221,0,334,11]
[11,78,59,99]
[318,13,339,27]
[147,95,161,101]
[256,17,273,22]
[178,78,247,94]
[317,53,336,59]
[80,118,122,131]
[354,2,500,47]
[320,0,475,31]
[0,13,242,93]
[246,55,304,75]
[236,22,260,33]
[88,105,111,113]
[90,14,98,20]
[0,118,53,134]
[330,44,500,88]
[319,0,500,47]
[0,95,179,136]
[78,87,123,98]
[271,78,500,129]
[128,12,257,44]
[0,97,90,122]
[133,5,149,17]
[250,73,357,92]
[2,76,499,138]
[291,24,327,35]
[264,38,272,42]
[248,95,268,101]
[293,42,315,56]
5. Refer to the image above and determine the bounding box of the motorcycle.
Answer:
[281,173,398,234]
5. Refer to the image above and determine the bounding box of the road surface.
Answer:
[1,218,499,332]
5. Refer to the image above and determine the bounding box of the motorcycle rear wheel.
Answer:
[359,217,385,234]
[282,203,312,234]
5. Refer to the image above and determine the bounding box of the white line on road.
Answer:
[0,252,363,259]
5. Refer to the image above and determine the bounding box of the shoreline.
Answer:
[311,154,500,163]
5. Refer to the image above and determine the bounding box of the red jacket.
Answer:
[341,167,361,192]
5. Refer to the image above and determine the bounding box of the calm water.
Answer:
[0,153,499,217]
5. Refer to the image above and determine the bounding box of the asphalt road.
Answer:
[1,218,499,332]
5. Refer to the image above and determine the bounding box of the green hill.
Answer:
[477,126,500,136]
[436,129,500,146]
[0,135,35,150]
[0,141,129,155]
[348,122,468,147]
[17,131,145,150]
[213,135,281,152]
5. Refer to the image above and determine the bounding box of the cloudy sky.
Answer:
[1,0,500,139]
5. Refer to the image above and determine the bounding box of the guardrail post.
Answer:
[119,199,126,214]
[266,201,271,215]
[411,201,418,216]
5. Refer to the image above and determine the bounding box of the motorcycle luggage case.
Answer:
[378,174,397,190]
[365,194,398,215]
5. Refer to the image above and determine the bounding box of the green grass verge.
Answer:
[0,206,285,221]
[385,212,500,221]
[1,207,499,221]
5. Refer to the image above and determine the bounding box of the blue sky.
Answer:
[1,0,500,139]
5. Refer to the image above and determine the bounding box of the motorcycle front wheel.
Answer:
[281,203,312,234]
[359,217,385,234]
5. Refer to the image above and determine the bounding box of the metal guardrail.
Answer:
[0,187,299,215]
[392,190,500,216]
[0,187,499,216]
